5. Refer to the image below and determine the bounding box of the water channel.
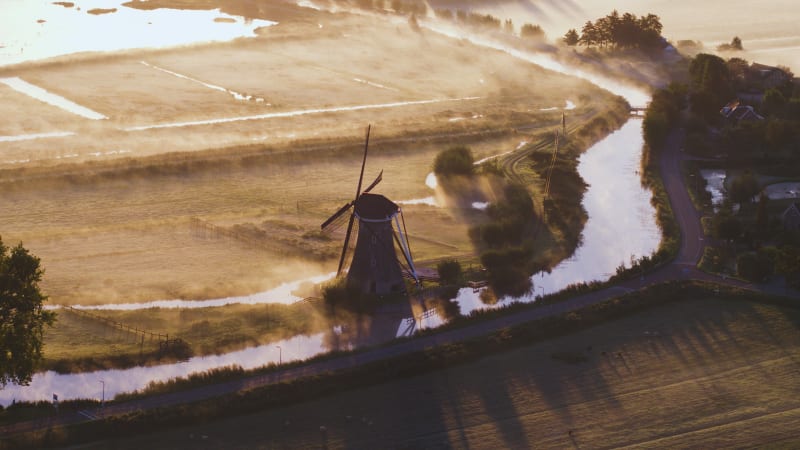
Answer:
[0,0,276,68]
[0,9,660,406]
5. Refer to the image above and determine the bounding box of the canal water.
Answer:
[0,0,275,68]
[454,118,660,315]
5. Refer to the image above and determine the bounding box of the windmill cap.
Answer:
[354,193,399,221]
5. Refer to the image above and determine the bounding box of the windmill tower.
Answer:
[320,126,419,295]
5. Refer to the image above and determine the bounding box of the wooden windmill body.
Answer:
[320,126,418,295]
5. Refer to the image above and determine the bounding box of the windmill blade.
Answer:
[337,213,357,276]
[322,211,350,234]
[321,201,354,230]
[353,124,371,200]
[362,170,383,194]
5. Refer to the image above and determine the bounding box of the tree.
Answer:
[737,251,770,282]
[729,172,760,205]
[712,205,743,242]
[578,20,597,46]
[762,88,787,117]
[727,57,750,86]
[756,193,769,235]
[520,23,545,40]
[1,237,55,387]
[436,259,463,285]
[717,36,743,52]
[503,19,513,34]
[433,146,474,177]
[563,28,579,46]
[689,54,732,106]
[775,245,800,288]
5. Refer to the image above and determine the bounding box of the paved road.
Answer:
[2,126,797,439]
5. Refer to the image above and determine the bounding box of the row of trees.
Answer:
[563,11,664,50]
[433,9,546,40]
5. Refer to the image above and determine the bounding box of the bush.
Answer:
[436,260,463,285]
[322,277,371,313]
[736,251,773,282]
[698,246,724,273]
[433,146,474,177]
[480,247,533,297]
[521,23,545,40]
[729,172,759,205]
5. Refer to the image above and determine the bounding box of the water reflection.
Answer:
[0,76,107,119]
[701,169,726,209]
[764,181,800,200]
[1,299,416,406]
[453,118,661,315]
[0,333,327,406]
[0,0,276,67]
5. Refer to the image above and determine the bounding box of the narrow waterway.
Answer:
[456,118,660,315]
[0,333,329,406]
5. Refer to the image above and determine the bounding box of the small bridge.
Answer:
[630,107,647,115]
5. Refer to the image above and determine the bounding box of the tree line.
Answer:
[563,10,664,50]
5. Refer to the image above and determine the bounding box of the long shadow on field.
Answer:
[473,363,533,449]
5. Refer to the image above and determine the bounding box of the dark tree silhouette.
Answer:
[574,11,663,49]
[563,28,579,46]
[1,237,55,387]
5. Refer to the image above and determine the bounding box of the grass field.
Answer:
[62,295,800,448]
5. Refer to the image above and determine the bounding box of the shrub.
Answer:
[322,277,371,313]
[433,146,474,177]
[521,23,545,40]
[736,251,773,282]
[436,260,463,285]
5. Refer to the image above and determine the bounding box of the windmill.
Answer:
[320,125,419,295]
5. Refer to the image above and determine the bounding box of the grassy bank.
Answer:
[41,301,332,373]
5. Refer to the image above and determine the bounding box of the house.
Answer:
[749,63,791,89]
[783,202,800,231]
[720,99,764,124]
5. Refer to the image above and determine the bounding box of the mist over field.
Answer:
[436,0,798,70]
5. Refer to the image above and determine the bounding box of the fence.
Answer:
[189,217,306,257]
[63,306,171,344]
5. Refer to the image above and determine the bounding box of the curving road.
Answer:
[2,125,797,439]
